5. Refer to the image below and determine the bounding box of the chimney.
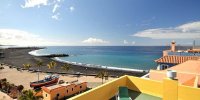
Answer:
[171,41,176,52]
[167,70,177,80]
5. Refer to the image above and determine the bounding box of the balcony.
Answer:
[69,75,200,100]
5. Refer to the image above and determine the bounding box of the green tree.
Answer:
[0,66,4,70]
[47,61,57,70]
[17,85,24,92]
[23,64,31,70]
[95,71,109,84]
[61,63,70,73]
[18,90,39,100]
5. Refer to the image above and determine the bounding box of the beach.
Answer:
[0,64,115,90]
[0,91,12,100]
[0,47,146,77]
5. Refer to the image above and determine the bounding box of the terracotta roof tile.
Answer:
[155,56,200,64]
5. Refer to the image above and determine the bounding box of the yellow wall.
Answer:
[68,75,127,100]
[68,75,200,100]
[163,78,178,100]
[127,76,163,98]
[178,85,200,100]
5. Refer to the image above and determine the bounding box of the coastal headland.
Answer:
[0,47,147,77]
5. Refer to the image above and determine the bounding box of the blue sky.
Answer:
[0,0,200,46]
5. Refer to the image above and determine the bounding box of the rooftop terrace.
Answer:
[69,75,200,100]
[150,60,200,87]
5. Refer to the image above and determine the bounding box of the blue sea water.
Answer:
[34,46,174,70]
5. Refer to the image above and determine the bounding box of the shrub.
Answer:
[17,85,24,92]
[1,78,7,82]
[18,90,39,100]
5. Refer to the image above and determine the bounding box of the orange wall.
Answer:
[149,70,197,86]
[43,83,87,100]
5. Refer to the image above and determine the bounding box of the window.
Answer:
[67,90,68,93]
[161,64,169,70]
[72,88,73,91]
[80,86,82,88]
[57,93,59,97]
[46,94,47,97]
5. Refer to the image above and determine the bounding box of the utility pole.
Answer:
[193,40,195,49]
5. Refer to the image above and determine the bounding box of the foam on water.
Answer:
[53,57,146,72]
[28,49,46,56]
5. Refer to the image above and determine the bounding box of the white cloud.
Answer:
[133,21,200,39]
[0,29,66,46]
[69,6,75,12]
[82,38,109,44]
[132,41,136,45]
[21,0,64,20]
[52,4,60,13]
[177,21,200,32]
[21,0,49,8]
[123,40,128,44]
[123,40,136,45]
[51,13,60,20]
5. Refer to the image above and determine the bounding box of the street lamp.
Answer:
[85,68,87,77]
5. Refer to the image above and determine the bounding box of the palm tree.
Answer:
[23,64,31,70]
[47,61,57,74]
[36,60,43,82]
[104,71,109,82]
[18,89,39,100]
[61,64,70,74]
[95,71,108,84]
[47,61,57,70]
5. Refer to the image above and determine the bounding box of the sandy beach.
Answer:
[0,65,115,90]
[0,91,13,100]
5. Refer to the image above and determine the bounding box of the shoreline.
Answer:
[0,47,147,77]
[53,57,147,73]
[30,48,148,73]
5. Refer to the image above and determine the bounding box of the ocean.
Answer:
[30,46,178,70]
